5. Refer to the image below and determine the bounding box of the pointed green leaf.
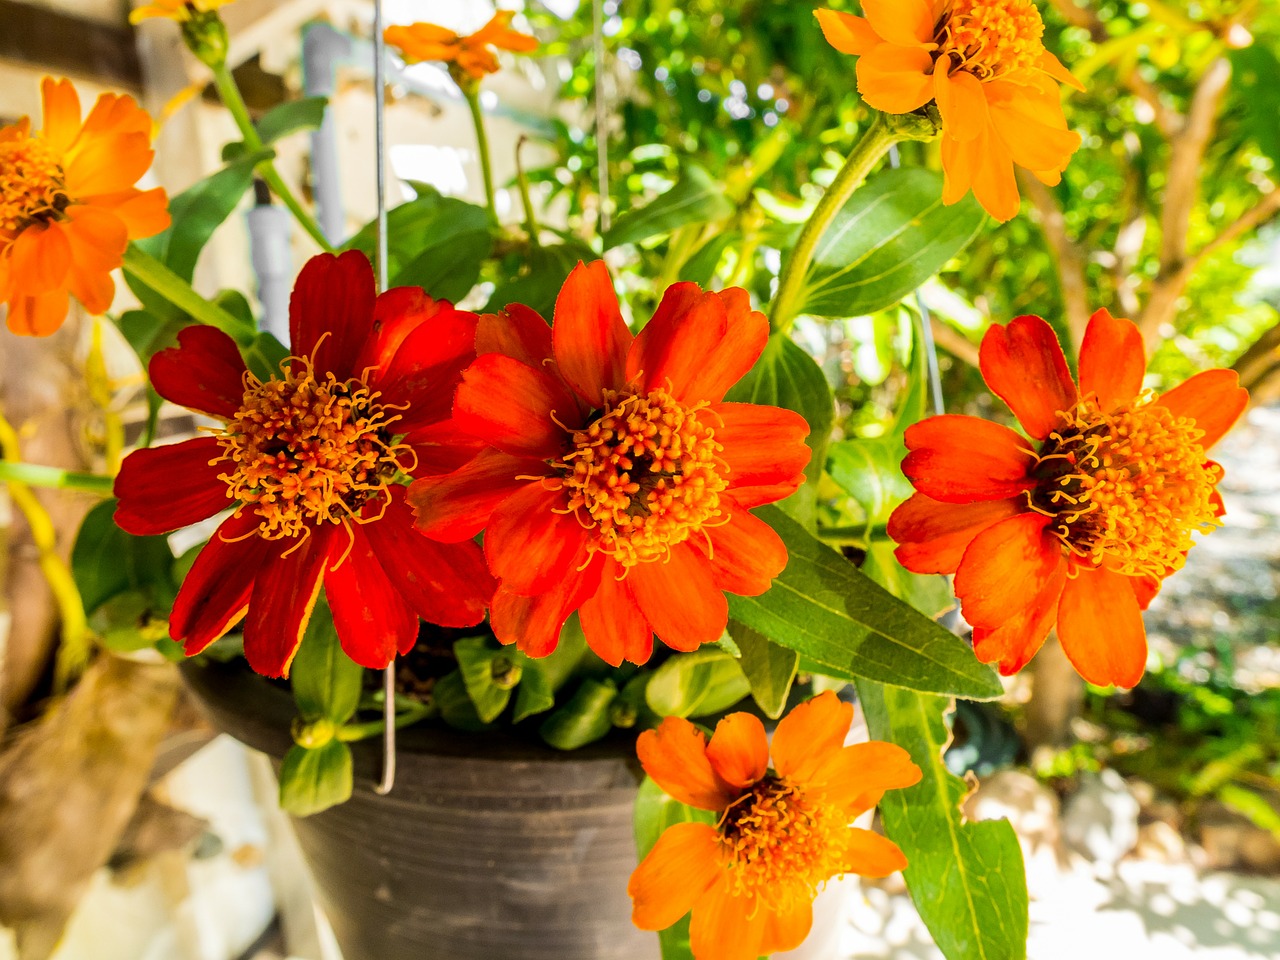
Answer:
[279,740,353,817]
[645,649,750,719]
[257,95,329,145]
[393,229,491,302]
[727,505,1001,699]
[290,604,364,725]
[71,499,175,615]
[827,436,915,526]
[730,622,798,719]
[604,165,734,249]
[454,636,514,724]
[540,678,618,750]
[512,662,556,723]
[857,680,1028,960]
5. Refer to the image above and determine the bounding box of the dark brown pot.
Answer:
[180,658,659,960]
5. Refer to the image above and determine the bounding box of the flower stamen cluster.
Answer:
[1027,395,1222,579]
[937,0,1046,82]
[0,137,67,236]
[552,387,729,568]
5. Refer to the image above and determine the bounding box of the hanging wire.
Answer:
[371,0,397,796]
[888,144,945,417]
[592,0,610,234]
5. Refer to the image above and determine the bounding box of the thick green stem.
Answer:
[122,245,251,341]
[464,88,498,223]
[770,113,920,335]
[210,63,335,252]
[515,136,541,244]
[0,462,115,496]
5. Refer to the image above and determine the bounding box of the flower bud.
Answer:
[181,8,230,68]
[291,716,337,749]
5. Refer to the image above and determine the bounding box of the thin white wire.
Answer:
[371,0,396,796]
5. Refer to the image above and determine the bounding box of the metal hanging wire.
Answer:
[371,0,397,797]
[593,0,610,234]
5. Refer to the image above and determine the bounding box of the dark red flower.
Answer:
[114,251,494,676]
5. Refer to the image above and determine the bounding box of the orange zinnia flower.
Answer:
[0,78,169,336]
[384,11,538,85]
[129,0,234,24]
[889,309,1248,687]
[629,692,921,960]
[816,0,1084,221]
[409,261,812,666]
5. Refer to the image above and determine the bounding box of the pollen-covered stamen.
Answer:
[215,357,409,540]
[1027,395,1223,579]
[0,137,69,236]
[936,0,1045,82]
[717,775,848,908]
[552,386,729,568]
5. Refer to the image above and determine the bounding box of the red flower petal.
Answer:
[368,300,478,432]
[1057,565,1147,688]
[954,512,1066,631]
[628,543,728,652]
[713,402,811,499]
[363,489,493,629]
[477,303,554,367]
[979,315,1077,440]
[454,353,579,458]
[578,560,654,666]
[325,524,419,668]
[1078,308,1146,412]
[551,260,631,404]
[169,510,275,655]
[242,526,337,677]
[970,554,1068,677]
[352,286,444,379]
[408,447,546,542]
[888,493,1024,575]
[402,420,487,477]
[489,554,604,658]
[902,415,1035,503]
[703,499,787,596]
[288,251,376,380]
[148,324,247,419]
[113,437,229,535]
[1152,369,1249,451]
[484,481,590,594]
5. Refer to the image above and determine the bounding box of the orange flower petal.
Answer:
[484,481,591,594]
[629,822,722,931]
[889,493,1024,575]
[988,97,1081,181]
[4,289,70,336]
[979,314,1077,440]
[842,827,907,877]
[760,897,814,957]
[954,512,1066,631]
[861,0,937,47]
[771,690,852,782]
[1152,369,1249,451]
[628,541,729,652]
[689,877,768,960]
[636,717,737,810]
[627,283,727,397]
[810,741,922,815]
[702,499,788,596]
[970,544,1068,676]
[40,77,81,154]
[1078,308,1146,411]
[706,712,769,788]
[408,448,542,542]
[578,561,654,666]
[713,402,811,499]
[856,44,935,114]
[1056,565,1147,688]
[64,132,153,197]
[476,303,553,366]
[1038,49,1085,92]
[902,415,1035,503]
[453,353,579,458]
[815,10,881,56]
[933,68,988,143]
[11,222,71,294]
[96,187,170,239]
[489,555,603,658]
[552,260,631,404]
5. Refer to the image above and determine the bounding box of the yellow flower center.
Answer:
[937,0,1045,82]
[0,136,68,236]
[552,387,728,568]
[1028,395,1222,579]
[214,356,410,541]
[717,776,848,906]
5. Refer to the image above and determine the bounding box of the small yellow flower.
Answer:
[129,0,234,24]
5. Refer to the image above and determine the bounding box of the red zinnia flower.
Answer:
[114,251,494,677]
[889,309,1248,687]
[409,261,811,665]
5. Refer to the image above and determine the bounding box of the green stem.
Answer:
[464,88,498,223]
[0,462,115,496]
[338,703,432,742]
[122,245,251,342]
[515,136,541,244]
[770,113,917,335]
[210,63,335,252]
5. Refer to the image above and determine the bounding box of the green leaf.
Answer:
[862,542,955,622]
[1217,783,1280,842]
[1231,45,1280,170]
[435,670,492,732]
[393,229,491,302]
[724,333,835,523]
[290,604,364,725]
[71,499,175,615]
[681,231,737,286]
[801,168,985,318]
[827,436,914,526]
[258,96,329,145]
[633,776,715,960]
[278,740,353,817]
[857,680,1029,960]
[454,636,514,724]
[727,505,1002,699]
[645,648,750,719]
[242,331,290,383]
[730,622,798,720]
[486,240,596,318]
[604,165,735,248]
[540,678,618,750]
[344,184,491,282]
[512,662,556,723]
